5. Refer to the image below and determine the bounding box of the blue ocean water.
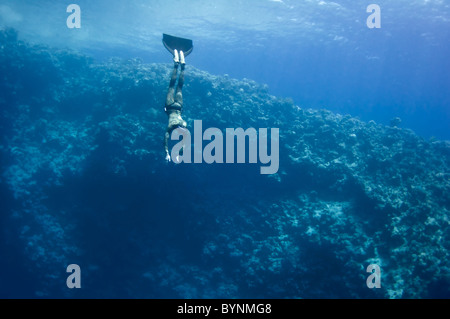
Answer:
[1,0,449,139]
[0,0,449,299]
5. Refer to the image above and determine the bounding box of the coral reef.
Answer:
[1,28,449,298]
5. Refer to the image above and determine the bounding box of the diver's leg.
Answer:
[173,49,179,64]
[174,67,184,105]
[174,51,185,105]
[165,60,179,107]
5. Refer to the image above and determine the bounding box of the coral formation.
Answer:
[1,29,448,298]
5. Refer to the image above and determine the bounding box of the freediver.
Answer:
[163,48,187,162]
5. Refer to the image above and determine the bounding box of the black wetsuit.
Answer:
[164,62,187,157]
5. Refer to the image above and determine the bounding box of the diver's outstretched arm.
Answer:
[164,130,170,161]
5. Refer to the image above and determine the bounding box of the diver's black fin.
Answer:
[162,33,193,57]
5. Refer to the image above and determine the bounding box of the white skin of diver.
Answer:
[164,49,187,162]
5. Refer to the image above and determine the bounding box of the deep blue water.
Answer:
[1,0,449,299]
[1,0,449,140]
